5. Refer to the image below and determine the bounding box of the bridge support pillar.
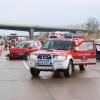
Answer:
[29,28,34,40]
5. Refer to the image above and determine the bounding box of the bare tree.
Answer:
[86,17,100,32]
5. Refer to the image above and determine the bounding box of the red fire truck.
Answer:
[9,33,18,42]
[28,33,96,77]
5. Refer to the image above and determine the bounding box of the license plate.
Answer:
[37,60,51,65]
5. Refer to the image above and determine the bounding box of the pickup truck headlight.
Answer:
[54,55,67,61]
[29,55,37,60]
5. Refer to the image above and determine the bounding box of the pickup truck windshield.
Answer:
[42,41,72,50]
[16,42,29,48]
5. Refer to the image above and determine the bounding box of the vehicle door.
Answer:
[96,44,100,60]
[73,40,96,65]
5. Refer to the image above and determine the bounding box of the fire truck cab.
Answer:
[29,35,96,77]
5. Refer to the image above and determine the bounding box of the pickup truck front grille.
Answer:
[37,54,53,66]
[37,54,52,60]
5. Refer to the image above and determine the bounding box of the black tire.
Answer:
[30,68,40,76]
[79,65,85,71]
[64,60,73,77]
[6,54,9,57]
[9,56,13,60]
[24,54,30,60]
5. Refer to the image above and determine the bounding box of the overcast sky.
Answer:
[0,0,100,34]
[0,0,99,26]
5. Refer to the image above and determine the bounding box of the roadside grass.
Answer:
[85,33,100,40]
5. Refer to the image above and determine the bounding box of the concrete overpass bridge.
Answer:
[0,24,88,40]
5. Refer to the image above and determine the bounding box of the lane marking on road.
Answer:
[22,61,30,70]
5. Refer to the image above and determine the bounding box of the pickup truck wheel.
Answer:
[64,61,73,77]
[79,65,85,71]
[30,68,40,76]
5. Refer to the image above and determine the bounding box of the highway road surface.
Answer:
[0,51,100,100]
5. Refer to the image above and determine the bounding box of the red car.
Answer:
[8,40,42,60]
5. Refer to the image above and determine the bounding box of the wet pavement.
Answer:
[0,51,100,100]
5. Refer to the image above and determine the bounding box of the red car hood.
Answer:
[34,49,71,56]
[10,48,28,54]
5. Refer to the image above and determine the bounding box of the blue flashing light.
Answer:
[49,36,57,38]
[64,33,83,38]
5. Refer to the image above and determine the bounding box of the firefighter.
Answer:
[5,40,9,50]
[8,40,12,50]
[39,38,44,45]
